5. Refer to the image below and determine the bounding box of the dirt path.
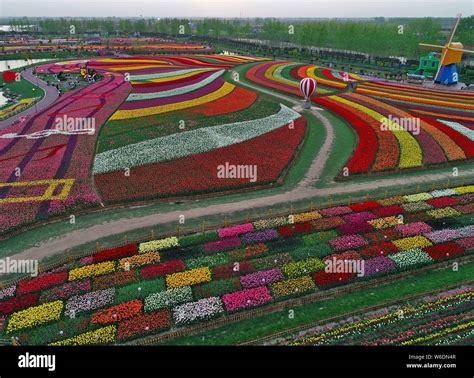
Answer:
[0,68,59,130]
[6,80,474,261]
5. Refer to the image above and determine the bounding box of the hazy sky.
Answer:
[1,0,473,18]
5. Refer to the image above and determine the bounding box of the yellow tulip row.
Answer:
[7,301,63,333]
[50,325,117,346]
[166,267,212,289]
[392,236,432,251]
[69,261,116,281]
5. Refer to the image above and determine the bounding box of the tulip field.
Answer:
[246,61,474,176]
[0,54,313,233]
[277,286,474,346]
[1,185,472,345]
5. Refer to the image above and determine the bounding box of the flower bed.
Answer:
[270,276,316,298]
[141,260,186,279]
[312,271,357,288]
[165,267,212,289]
[392,236,432,251]
[144,286,193,312]
[64,288,115,317]
[93,244,138,263]
[40,280,91,303]
[93,271,137,291]
[118,252,161,270]
[222,286,272,312]
[228,243,269,260]
[173,297,224,325]
[282,258,325,278]
[50,325,117,346]
[423,242,466,260]
[69,262,116,281]
[204,237,241,253]
[217,223,254,238]
[329,235,368,251]
[116,310,171,341]
[395,222,433,237]
[115,277,165,303]
[253,217,288,230]
[363,256,397,277]
[291,211,322,223]
[426,207,461,219]
[6,301,63,333]
[91,300,142,324]
[240,268,284,289]
[388,249,433,269]
[17,272,68,295]
[242,229,279,244]
[0,294,39,316]
[138,237,179,253]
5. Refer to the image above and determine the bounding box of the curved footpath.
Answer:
[0,67,59,130]
[6,79,474,262]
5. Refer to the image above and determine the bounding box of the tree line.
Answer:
[5,16,474,59]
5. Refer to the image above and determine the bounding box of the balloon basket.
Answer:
[303,98,312,109]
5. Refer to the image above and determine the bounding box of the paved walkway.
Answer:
[0,67,59,130]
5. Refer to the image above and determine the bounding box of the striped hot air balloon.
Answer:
[299,77,317,100]
[300,77,317,109]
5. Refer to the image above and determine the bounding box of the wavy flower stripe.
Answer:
[332,95,422,168]
[6,300,63,333]
[109,81,234,120]
[94,104,300,174]
[173,297,224,325]
[437,119,474,141]
[128,70,224,100]
[50,325,116,346]
[69,261,116,281]
[129,67,216,82]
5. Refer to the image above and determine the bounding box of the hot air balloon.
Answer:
[299,77,317,109]
[2,71,17,82]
